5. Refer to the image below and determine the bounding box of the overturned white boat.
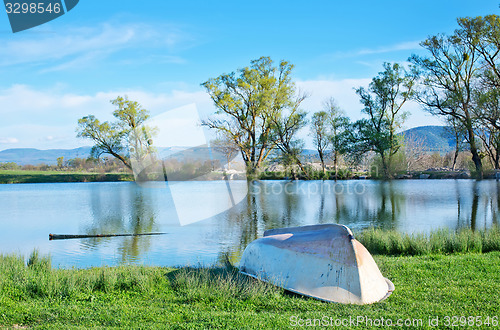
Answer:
[239,224,394,305]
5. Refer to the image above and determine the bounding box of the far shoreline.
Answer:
[1,169,499,184]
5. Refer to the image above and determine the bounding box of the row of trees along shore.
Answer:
[77,15,500,180]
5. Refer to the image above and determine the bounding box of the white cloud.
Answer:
[294,78,443,148]
[150,104,207,148]
[296,78,371,121]
[0,78,444,151]
[0,137,19,144]
[0,84,212,117]
[0,124,83,150]
[39,50,109,73]
[294,78,443,149]
[0,22,192,71]
[328,41,422,60]
[356,41,421,56]
[0,84,214,150]
[117,55,187,67]
[296,77,443,129]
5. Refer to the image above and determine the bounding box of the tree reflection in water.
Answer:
[60,180,500,266]
[81,183,161,263]
[218,180,499,265]
[454,181,500,231]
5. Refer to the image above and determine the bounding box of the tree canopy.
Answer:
[348,62,415,179]
[77,96,155,174]
[408,16,500,178]
[310,98,349,178]
[201,56,306,175]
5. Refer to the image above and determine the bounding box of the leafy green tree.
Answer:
[0,162,19,170]
[77,96,155,172]
[457,15,500,87]
[350,63,415,179]
[201,57,306,176]
[56,156,64,169]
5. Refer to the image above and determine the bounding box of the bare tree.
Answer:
[444,117,468,171]
[310,111,330,173]
[477,125,500,169]
[211,134,239,170]
[269,94,308,174]
[410,31,483,178]
[324,98,349,180]
[403,134,427,172]
[474,68,500,169]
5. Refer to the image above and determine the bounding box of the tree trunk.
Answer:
[467,127,483,179]
[495,139,500,170]
[135,169,149,182]
[470,146,483,180]
[452,136,460,171]
[111,151,131,170]
[452,148,459,171]
[245,161,257,180]
[334,152,338,181]
[470,191,479,231]
[295,157,309,179]
[318,150,326,175]
[380,153,391,180]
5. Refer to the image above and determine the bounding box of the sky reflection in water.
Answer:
[0,180,498,268]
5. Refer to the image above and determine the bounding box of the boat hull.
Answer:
[239,224,394,305]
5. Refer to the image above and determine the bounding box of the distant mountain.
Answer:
[400,125,456,153]
[0,146,227,166]
[0,147,92,165]
[0,126,456,165]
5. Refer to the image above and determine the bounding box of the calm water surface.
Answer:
[0,180,498,268]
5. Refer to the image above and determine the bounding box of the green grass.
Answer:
[1,250,499,329]
[0,170,134,184]
[357,226,500,256]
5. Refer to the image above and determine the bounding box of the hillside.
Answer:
[0,147,92,165]
[0,146,227,166]
[0,126,455,165]
[401,125,456,153]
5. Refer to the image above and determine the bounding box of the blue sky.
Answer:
[0,1,498,150]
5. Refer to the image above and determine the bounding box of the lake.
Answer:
[0,180,498,268]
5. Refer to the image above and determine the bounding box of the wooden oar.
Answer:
[49,232,167,240]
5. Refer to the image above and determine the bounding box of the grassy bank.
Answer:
[2,168,499,184]
[1,250,499,329]
[357,226,500,256]
[0,170,133,184]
